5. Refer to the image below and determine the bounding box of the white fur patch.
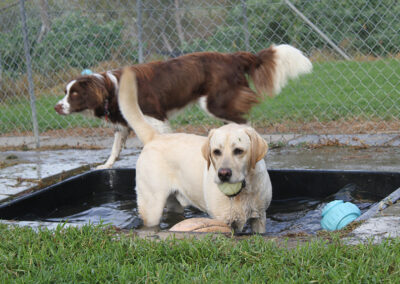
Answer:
[107,71,119,90]
[198,97,215,118]
[66,79,76,96]
[93,73,104,80]
[56,80,76,114]
[143,115,172,133]
[272,44,313,94]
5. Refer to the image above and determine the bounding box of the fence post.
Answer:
[0,53,2,94]
[241,0,250,51]
[137,0,144,63]
[284,0,351,60]
[19,0,40,148]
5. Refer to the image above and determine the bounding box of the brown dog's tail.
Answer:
[118,68,157,145]
[250,44,312,97]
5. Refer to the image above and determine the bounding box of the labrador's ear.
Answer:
[201,129,215,169]
[245,128,268,170]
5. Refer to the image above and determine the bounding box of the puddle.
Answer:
[13,183,377,235]
[0,149,139,199]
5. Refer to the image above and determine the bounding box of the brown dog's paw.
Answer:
[169,218,232,233]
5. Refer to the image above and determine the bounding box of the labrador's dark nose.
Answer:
[218,168,232,182]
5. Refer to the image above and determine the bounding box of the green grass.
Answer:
[172,58,400,126]
[0,95,103,133]
[0,224,399,282]
[249,59,400,124]
[1,59,399,134]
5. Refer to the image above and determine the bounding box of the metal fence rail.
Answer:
[0,0,399,143]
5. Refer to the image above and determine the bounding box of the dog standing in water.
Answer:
[118,68,273,233]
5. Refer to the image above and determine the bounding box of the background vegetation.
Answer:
[1,0,398,77]
[0,0,399,134]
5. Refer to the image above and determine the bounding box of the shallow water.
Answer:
[35,183,376,235]
[261,184,375,235]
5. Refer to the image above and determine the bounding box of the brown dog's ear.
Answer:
[81,78,105,109]
[201,129,215,169]
[245,128,268,170]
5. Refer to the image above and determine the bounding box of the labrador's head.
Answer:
[201,124,268,184]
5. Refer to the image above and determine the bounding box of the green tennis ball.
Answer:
[218,182,242,196]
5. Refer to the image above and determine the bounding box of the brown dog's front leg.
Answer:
[96,126,130,169]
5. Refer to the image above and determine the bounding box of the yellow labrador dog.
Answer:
[118,68,272,233]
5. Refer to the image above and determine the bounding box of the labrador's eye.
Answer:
[213,149,222,156]
[233,148,244,155]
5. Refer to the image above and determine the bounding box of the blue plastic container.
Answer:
[81,69,93,75]
[321,200,361,231]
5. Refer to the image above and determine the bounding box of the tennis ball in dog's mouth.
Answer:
[218,182,242,196]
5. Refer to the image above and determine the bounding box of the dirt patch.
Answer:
[2,127,116,138]
[2,119,400,140]
[0,160,21,170]
[0,143,104,151]
[316,221,364,240]
[304,138,370,150]
[252,119,400,135]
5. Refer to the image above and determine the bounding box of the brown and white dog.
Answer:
[55,44,312,169]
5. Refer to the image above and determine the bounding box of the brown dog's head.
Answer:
[54,75,109,115]
[201,124,268,184]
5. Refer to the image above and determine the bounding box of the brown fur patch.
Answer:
[251,47,276,96]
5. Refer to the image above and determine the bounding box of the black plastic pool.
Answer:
[1,169,399,235]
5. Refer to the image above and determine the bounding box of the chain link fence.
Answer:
[1,0,399,144]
